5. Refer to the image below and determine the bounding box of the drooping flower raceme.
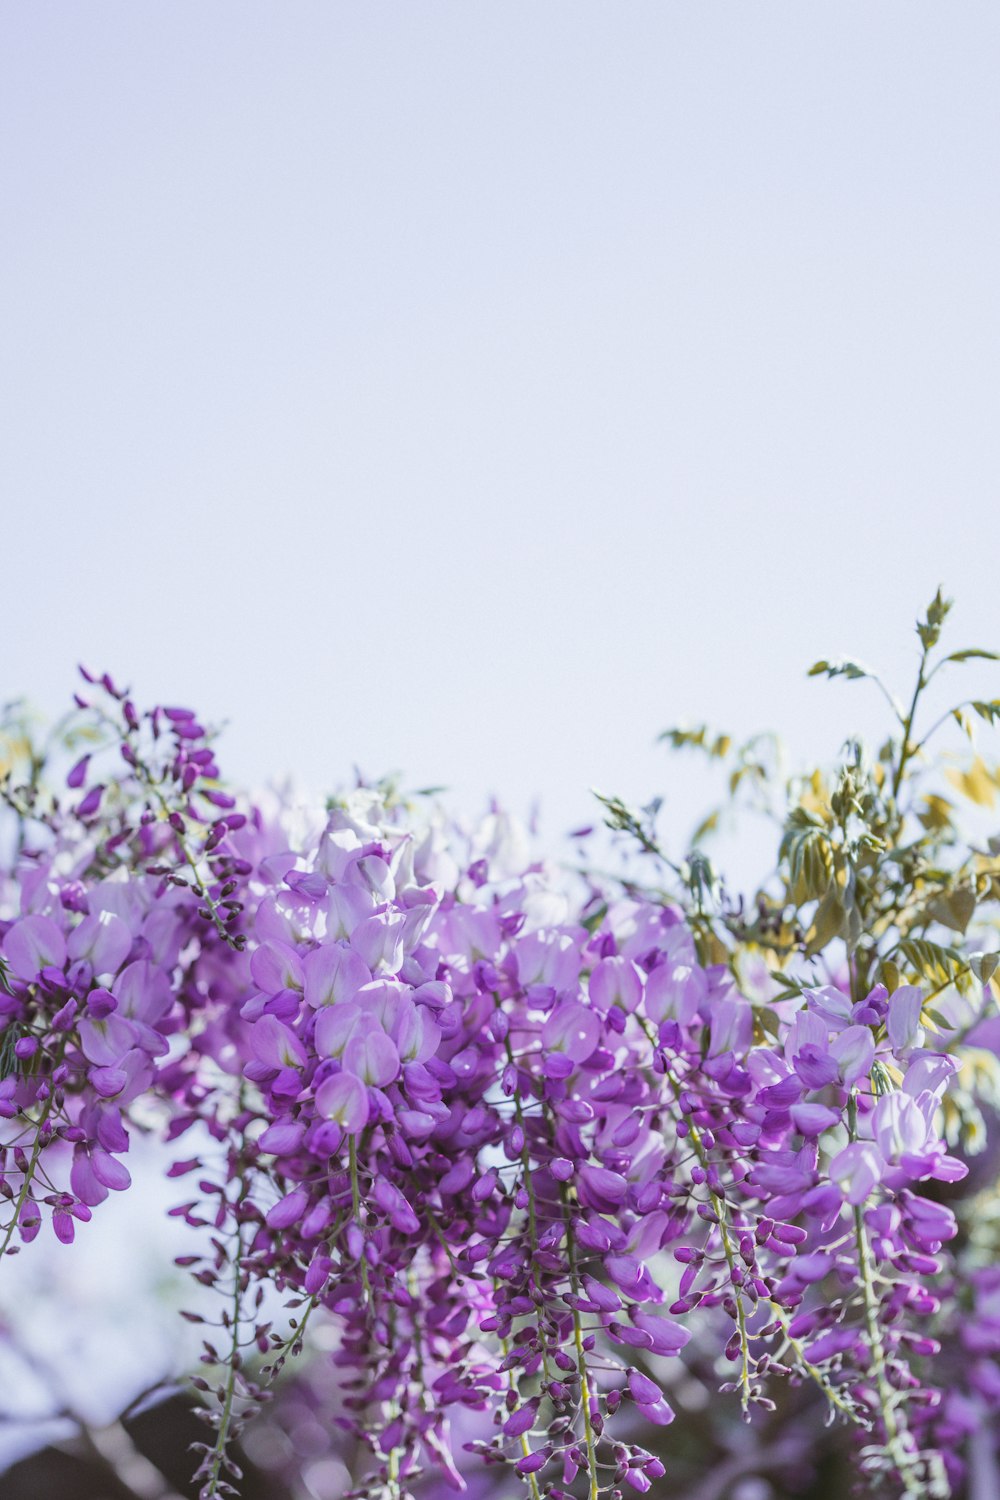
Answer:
[0,677,985,1500]
[0,678,248,1259]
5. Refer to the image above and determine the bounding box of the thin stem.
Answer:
[200,1213,246,1499]
[349,1135,372,1306]
[913,699,971,757]
[0,1086,56,1258]
[499,1322,543,1500]
[891,648,929,808]
[424,1207,460,1276]
[382,1304,403,1500]
[145,775,237,948]
[639,1015,752,1410]
[502,1029,554,1385]
[767,1302,865,1424]
[680,1105,752,1409]
[846,1094,923,1497]
[262,1292,319,1380]
[562,1205,600,1500]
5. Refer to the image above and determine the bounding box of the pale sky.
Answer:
[2,4,999,882]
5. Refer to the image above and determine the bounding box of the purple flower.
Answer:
[627,1373,674,1426]
[250,1015,307,1070]
[540,1000,600,1063]
[315,1070,370,1133]
[250,938,304,995]
[66,911,132,977]
[66,753,91,789]
[303,943,370,1007]
[589,955,643,1014]
[258,1120,306,1155]
[643,961,705,1025]
[342,1027,400,1087]
[267,1188,310,1229]
[791,1102,841,1137]
[628,1309,691,1356]
[3,915,67,981]
[830,1140,884,1204]
[0,674,982,1500]
[578,1165,629,1209]
[314,1001,365,1057]
[807,1325,858,1364]
[830,1024,875,1084]
[886,987,925,1056]
[873,1091,930,1163]
[78,1014,139,1065]
[804,985,853,1028]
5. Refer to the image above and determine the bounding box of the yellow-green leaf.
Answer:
[897,938,966,990]
[928,885,977,934]
[946,756,997,808]
[879,959,901,994]
[970,951,1000,986]
[946,649,1000,664]
[917,793,955,833]
[804,887,846,958]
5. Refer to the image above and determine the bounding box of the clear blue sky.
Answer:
[2,4,999,875]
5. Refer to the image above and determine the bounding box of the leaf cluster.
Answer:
[601,590,1000,1019]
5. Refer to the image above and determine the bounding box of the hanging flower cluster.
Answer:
[174,797,965,1500]
[0,621,997,1500]
[0,674,246,1257]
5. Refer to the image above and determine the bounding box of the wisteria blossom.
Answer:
[1,601,999,1500]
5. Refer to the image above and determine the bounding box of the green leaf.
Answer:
[754,1007,781,1040]
[927,885,977,935]
[728,759,768,799]
[658,726,731,759]
[926,587,953,627]
[916,793,956,833]
[804,887,846,958]
[918,587,953,649]
[765,971,809,1001]
[592,790,663,860]
[971,700,1000,726]
[893,936,971,996]
[0,1023,18,1080]
[946,756,997,808]
[684,850,719,906]
[945,649,1000,664]
[807,657,872,683]
[691,808,720,844]
[969,951,1000,986]
[780,810,834,903]
[879,959,901,993]
[897,937,968,991]
[581,902,609,935]
[768,987,806,1004]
